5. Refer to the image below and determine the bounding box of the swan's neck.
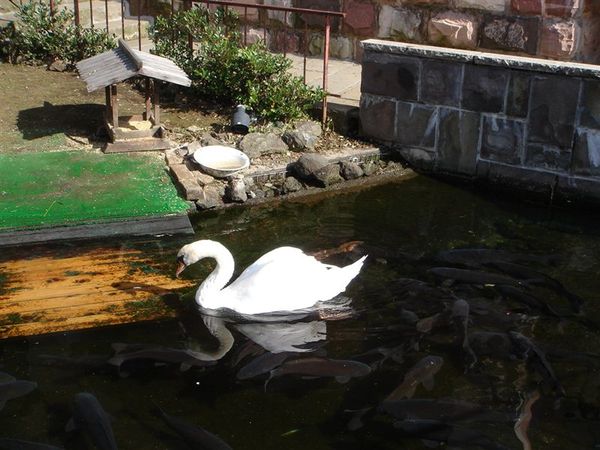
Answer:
[193,244,235,309]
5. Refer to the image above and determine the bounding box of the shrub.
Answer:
[150,7,324,123]
[4,0,115,66]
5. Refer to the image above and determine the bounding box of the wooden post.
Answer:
[153,81,160,126]
[105,86,111,124]
[144,78,152,121]
[111,85,119,128]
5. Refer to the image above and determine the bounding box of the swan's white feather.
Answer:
[178,240,366,315]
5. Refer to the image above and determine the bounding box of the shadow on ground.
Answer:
[17,102,105,140]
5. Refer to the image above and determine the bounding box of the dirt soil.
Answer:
[0,63,369,156]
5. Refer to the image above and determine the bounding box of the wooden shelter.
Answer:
[76,39,191,153]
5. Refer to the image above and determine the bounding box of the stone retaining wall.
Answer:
[359,39,600,204]
[261,0,600,64]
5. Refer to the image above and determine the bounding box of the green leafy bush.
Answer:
[4,0,115,66]
[151,7,323,123]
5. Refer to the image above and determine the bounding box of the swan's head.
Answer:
[175,240,230,277]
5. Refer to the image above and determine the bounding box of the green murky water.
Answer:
[1,175,600,449]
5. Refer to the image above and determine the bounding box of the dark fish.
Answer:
[469,332,514,360]
[0,380,37,410]
[236,352,294,380]
[66,392,118,450]
[451,299,477,371]
[380,399,511,423]
[416,311,450,334]
[429,267,525,288]
[509,332,565,396]
[267,356,371,385]
[495,285,561,317]
[0,438,64,450]
[385,356,444,401]
[435,248,558,267]
[108,343,215,372]
[514,390,540,450]
[157,406,233,450]
[489,261,584,313]
[394,419,510,450]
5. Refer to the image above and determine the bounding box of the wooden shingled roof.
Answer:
[76,39,191,92]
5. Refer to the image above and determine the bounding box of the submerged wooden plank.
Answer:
[0,245,196,338]
[0,214,193,248]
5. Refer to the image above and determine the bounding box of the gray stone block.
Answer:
[572,128,600,176]
[361,55,420,100]
[476,160,562,197]
[557,176,600,205]
[580,79,600,130]
[462,65,508,113]
[525,144,572,172]
[480,116,524,165]
[528,76,580,148]
[397,147,436,172]
[396,101,438,149]
[420,60,462,107]
[436,108,480,176]
[506,71,532,118]
[359,95,396,142]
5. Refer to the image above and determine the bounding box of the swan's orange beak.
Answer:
[175,260,187,278]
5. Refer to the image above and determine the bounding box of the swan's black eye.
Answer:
[177,255,186,265]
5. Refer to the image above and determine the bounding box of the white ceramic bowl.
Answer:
[192,145,250,178]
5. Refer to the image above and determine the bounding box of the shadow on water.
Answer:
[2,176,600,449]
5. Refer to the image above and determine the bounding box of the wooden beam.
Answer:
[153,81,160,126]
[105,85,111,122]
[111,84,119,128]
[144,78,152,121]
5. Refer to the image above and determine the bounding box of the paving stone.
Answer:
[428,11,479,49]
[546,0,580,17]
[180,178,203,201]
[170,163,195,184]
[436,108,480,176]
[455,0,506,11]
[420,60,462,107]
[296,0,341,28]
[396,101,438,149]
[343,0,376,36]
[462,65,509,113]
[510,0,542,14]
[525,144,572,171]
[480,16,539,55]
[506,71,532,118]
[378,5,424,41]
[572,128,600,176]
[361,54,420,100]
[539,19,578,60]
[164,149,183,166]
[359,95,396,142]
[480,116,524,165]
[528,76,580,148]
[580,79,600,130]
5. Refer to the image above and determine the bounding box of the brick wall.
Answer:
[260,0,600,64]
[360,39,600,204]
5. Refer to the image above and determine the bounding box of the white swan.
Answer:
[176,240,367,315]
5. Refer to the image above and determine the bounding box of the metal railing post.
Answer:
[321,14,330,127]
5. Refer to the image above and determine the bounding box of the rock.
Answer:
[186,125,202,133]
[239,132,288,158]
[196,185,223,210]
[361,160,378,176]
[314,164,343,187]
[340,160,364,180]
[48,59,68,72]
[225,177,247,203]
[294,153,330,180]
[200,133,222,147]
[282,176,303,193]
[428,11,479,49]
[164,149,183,166]
[195,172,215,186]
[282,121,322,151]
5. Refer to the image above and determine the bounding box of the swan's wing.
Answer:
[233,247,316,285]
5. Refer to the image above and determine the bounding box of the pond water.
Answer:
[2,175,600,450]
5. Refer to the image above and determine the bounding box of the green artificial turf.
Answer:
[0,151,189,230]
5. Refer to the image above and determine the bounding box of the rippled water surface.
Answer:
[2,175,600,449]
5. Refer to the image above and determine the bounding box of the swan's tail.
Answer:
[340,255,367,287]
